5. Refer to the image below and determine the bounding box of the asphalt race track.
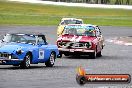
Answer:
[0,26,132,88]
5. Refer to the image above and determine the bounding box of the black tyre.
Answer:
[96,51,102,57]
[89,46,98,59]
[45,52,55,67]
[64,53,69,56]
[20,54,31,69]
[89,48,97,59]
[89,51,96,59]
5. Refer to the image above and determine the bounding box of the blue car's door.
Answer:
[37,35,51,63]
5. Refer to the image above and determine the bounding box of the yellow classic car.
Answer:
[57,18,83,36]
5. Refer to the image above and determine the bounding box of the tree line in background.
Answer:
[47,0,131,5]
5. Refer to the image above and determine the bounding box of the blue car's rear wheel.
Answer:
[45,52,55,67]
[20,54,31,69]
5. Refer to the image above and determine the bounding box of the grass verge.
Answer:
[0,1,132,26]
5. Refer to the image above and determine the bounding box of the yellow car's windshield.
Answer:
[61,20,82,25]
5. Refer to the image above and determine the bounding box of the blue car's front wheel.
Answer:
[20,54,31,69]
[45,52,55,67]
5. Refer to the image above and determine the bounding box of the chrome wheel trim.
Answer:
[25,55,30,68]
[50,53,55,65]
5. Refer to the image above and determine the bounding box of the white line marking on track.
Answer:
[106,39,132,46]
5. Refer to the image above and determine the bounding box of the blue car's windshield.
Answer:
[3,34,36,44]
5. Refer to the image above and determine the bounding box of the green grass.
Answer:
[0,1,132,26]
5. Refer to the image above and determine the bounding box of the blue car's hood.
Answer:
[0,42,33,53]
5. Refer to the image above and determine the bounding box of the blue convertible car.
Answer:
[0,33,59,68]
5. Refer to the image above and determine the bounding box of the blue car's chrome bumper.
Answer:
[0,58,23,65]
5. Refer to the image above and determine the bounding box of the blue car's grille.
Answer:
[0,53,10,58]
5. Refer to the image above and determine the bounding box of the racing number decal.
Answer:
[38,49,44,59]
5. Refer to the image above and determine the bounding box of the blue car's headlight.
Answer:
[16,50,24,55]
[8,55,12,59]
